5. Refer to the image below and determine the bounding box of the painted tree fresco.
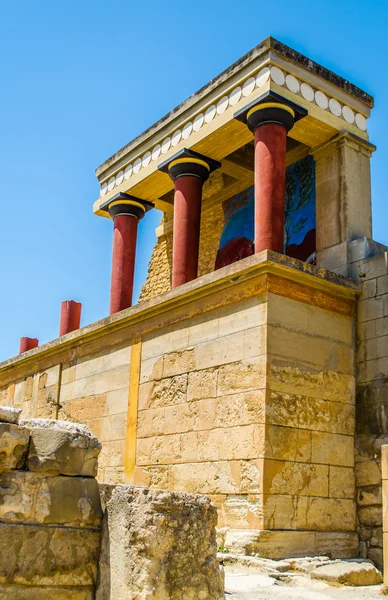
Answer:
[215,155,316,269]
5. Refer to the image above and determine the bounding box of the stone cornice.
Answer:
[0,251,359,386]
[94,39,373,215]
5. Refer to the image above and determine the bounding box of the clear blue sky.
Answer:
[0,0,387,361]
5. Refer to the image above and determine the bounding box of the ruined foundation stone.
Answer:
[96,485,225,600]
[0,415,102,598]
[21,418,102,477]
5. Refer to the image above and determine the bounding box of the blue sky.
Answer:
[0,0,387,361]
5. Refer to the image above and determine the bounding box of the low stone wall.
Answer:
[97,485,224,600]
[0,408,224,599]
[0,410,102,599]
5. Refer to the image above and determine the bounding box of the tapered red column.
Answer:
[172,175,203,288]
[247,103,295,253]
[159,149,221,288]
[60,300,82,336]
[254,123,287,253]
[19,337,39,353]
[110,214,139,314]
[235,95,303,254]
[102,193,153,315]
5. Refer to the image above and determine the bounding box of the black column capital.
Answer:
[100,192,154,220]
[158,148,221,183]
[234,90,307,133]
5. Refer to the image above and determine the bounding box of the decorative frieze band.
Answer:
[99,65,369,197]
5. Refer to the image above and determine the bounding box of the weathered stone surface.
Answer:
[223,530,359,559]
[0,423,29,471]
[0,406,22,424]
[21,419,101,476]
[0,523,100,586]
[0,470,102,527]
[311,560,382,586]
[0,584,94,599]
[96,485,224,600]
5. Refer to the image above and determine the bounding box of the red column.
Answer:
[19,337,39,353]
[254,123,287,253]
[172,176,203,288]
[110,214,139,314]
[60,300,82,336]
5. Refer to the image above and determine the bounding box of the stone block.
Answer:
[140,374,188,410]
[99,439,126,469]
[265,426,311,463]
[311,431,354,466]
[195,332,245,371]
[0,471,102,527]
[368,547,383,571]
[21,419,101,477]
[163,348,196,377]
[358,505,382,527]
[355,459,381,487]
[0,585,94,599]
[0,406,21,424]
[269,364,355,403]
[187,368,218,401]
[357,485,382,507]
[169,461,240,494]
[96,485,224,600]
[329,466,355,498]
[0,523,100,586]
[311,560,382,586]
[263,461,328,497]
[0,423,29,471]
[217,358,266,396]
[297,497,357,531]
[214,391,265,429]
[223,529,358,559]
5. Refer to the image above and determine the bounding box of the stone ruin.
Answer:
[0,407,224,599]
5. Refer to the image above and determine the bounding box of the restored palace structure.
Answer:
[1,38,386,564]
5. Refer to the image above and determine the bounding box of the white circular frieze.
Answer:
[171,129,182,146]
[242,77,255,96]
[205,105,216,123]
[107,177,115,192]
[193,113,204,131]
[133,158,142,174]
[315,90,328,110]
[100,182,108,196]
[182,121,193,139]
[161,137,171,154]
[217,96,229,114]
[301,82,314,102]
[124,164,133,180]
[285,74,299,93]
[342,105,355,124]
[355,113,367,131]
[329,98,341,117]
[256,67,270,88]
[229,86,242,106]
[270,66,285,86]
[151,145,161,161]
[115,171,124,186]
[142,152,151,168]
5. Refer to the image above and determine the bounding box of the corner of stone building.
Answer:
[354,243,388,571]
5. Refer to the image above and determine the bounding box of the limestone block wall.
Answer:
[0,415,102,599]
[1,344,132,484]
[355,250,388,570]
[382,444,388,585]
[134,270,358,557]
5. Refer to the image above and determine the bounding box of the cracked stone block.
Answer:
[0,423,29,471]
[96,485,224,600]
[20,419,101,477]
[0,406,22,424]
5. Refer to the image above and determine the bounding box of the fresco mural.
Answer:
[215,155,316,269]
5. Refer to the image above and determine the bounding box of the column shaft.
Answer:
[172,175,203,288]
[60,300,82,336]
[254,123,287,254]
[19,337,38,353]
[110,215,139,314]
